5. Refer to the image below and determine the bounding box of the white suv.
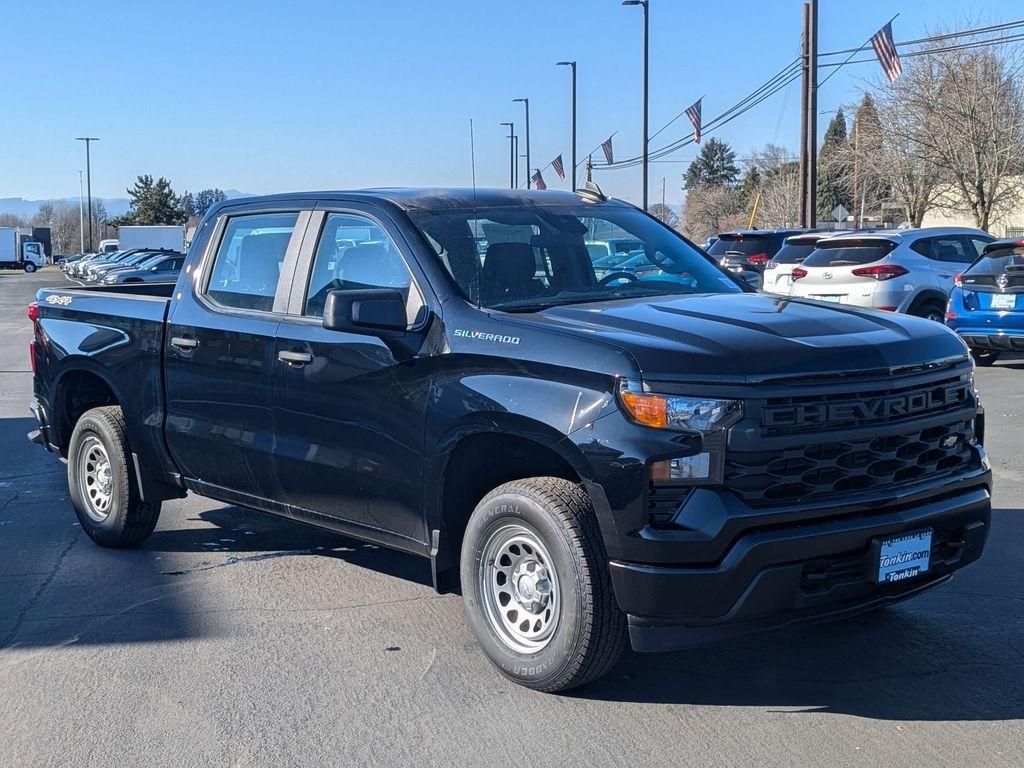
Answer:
[788,227,994,321]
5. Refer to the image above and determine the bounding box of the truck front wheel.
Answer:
[24,262,37,273]
[68,406,161,547]
[460,477,627,692]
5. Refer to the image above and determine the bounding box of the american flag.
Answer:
[685,98,702,143]
[551,154,565,181]
[601,136,614,165]
[531,170,547,190]
[871,22,902,83]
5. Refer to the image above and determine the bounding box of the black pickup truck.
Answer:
[28,188,991,692]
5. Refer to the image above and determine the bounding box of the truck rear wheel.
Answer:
[460,477,627,692]
[68,406,161,547]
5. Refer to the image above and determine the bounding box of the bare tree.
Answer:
[649,203,679,229]
[744,144,802,227]
[892,32,1024,229]
[682,184,744,241]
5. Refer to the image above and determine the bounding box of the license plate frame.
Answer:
[991,293,1017,309]
[872,529,933,584]
[813,294,843,303]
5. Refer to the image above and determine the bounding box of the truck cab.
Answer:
[0,228,45,272]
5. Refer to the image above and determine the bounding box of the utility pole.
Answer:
[623,0,649,209]
[500,122,515,189]
[798,3,809,228]
[78,170,85,254]
[514,98,530,190]
[806,0,819,227]
[76,137,99,252]
[557,61,577,190]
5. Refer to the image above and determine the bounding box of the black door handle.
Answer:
[170,336,199,350]
[278,350,313,365]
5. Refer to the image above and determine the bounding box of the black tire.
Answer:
[912,300,946,323]
[971,348,1001,366]
[67,406,161,547]
[24,262,37,273]
[460,477,627,692]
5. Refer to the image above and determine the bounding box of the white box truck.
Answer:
[116,225,185,252]
[0,227,45,272]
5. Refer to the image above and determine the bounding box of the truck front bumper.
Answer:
[609,470,991,652]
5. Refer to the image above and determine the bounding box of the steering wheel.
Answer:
[598,271,640,286]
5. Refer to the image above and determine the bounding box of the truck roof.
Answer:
[212,188,628,213]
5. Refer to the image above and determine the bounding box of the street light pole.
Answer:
[78,170,86,254]
[623,0,649,209]
[76,137,99,251]
[500,122,515,189]
[513,98,530,189]
[513,134,520,189]
[556,61,577,190]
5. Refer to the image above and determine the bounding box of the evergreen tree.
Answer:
[110,175,188,226]
[817,107,853,218]
[738,167,761,209]
[684,138,740,190]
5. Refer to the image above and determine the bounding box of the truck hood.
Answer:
[510,293,968,382]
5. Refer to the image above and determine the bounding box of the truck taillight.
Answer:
[27,301,38,323]
[791,267,808,280]
[850,264,909,281]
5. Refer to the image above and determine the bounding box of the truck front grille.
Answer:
[725,418,974,507]
[760,372,972,436]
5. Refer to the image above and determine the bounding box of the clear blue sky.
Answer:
[2,0,1019,208]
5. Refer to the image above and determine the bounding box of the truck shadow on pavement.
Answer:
[146,505,432,587]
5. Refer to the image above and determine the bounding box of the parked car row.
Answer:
[707,225,1020,367]
[63,248,185,284]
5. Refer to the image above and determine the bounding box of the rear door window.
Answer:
[928,237,974,264]
[801,240,896,267]
[205,212,299,312]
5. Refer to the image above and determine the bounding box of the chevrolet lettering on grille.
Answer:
[763,382,972,428]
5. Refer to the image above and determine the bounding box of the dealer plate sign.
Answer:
[875,529,932,583]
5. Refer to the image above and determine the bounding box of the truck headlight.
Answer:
[617,382,741,432]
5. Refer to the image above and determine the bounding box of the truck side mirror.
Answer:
[323,289,408,335]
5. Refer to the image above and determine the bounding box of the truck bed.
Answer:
[32,282,179,488]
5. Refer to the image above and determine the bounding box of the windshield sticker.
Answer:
[454,329,521,345]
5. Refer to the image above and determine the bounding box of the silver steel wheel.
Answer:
[77,435,114,522]
[480,523,560,654]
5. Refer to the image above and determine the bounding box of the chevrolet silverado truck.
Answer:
[28,188,992,692]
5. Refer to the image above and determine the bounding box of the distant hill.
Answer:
[0,196,130,219]
[0,189,250,221]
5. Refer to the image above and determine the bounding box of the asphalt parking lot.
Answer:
[1,268,1022,767]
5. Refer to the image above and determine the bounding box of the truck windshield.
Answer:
[410,205,743,311]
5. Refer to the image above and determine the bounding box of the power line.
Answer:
[595,18,1024,171]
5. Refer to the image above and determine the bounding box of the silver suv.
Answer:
[788,227,994,321]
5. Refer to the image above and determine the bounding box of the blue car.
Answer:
[946,238,1024,366]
